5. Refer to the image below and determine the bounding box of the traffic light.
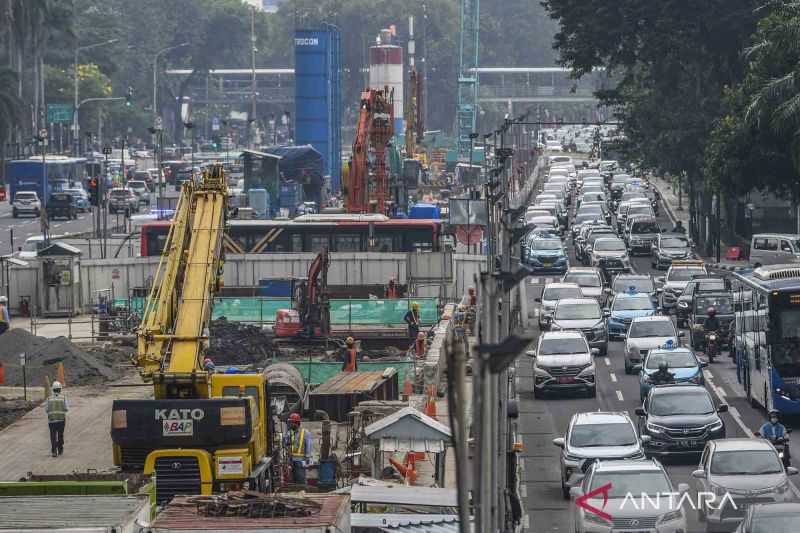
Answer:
[89,178,98,206]
[125,86,133,107]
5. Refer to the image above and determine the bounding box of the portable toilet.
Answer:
[36,241,81,317]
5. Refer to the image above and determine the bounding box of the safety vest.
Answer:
[0,304,8,324]
[342,348,358,372]
[46,396,67,422]
[290,428,307,458]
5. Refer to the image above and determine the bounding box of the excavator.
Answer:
[110,165,277,504]
[346,87,395,215]
[273,246,334,341]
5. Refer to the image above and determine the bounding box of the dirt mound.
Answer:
[208,318,272,365]
[0,399,40,430]
[0,329,120,387]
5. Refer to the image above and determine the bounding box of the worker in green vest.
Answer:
[283,412,312,484]
[45,381,68,457]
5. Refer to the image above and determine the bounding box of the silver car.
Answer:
[570,459,688,533]
[536,282,582,329]
[553,411,646,499]
[693,438,799,532]
[562,267,605,302]
[550,297,609,356]
[530,331,597,399]
[623,316,681,374]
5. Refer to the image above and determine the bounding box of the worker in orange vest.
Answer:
[340,337,358,372]
[0,295,9,335]
[386,278,398,299]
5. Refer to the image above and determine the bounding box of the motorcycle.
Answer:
[705,332,719,363]
[755,429,792,467]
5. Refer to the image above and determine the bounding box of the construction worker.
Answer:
[283,413,312,484]
[386,278,398,299]
[404,302,421,344]
[45,381,68,457]
[340,337,358,372]
[0,295,9,335]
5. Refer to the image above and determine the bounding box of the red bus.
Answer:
[140,214,442,256]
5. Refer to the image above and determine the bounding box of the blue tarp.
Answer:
[262,145,324,208]
[409,202,441,220]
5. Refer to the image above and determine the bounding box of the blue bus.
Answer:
[6,156,87,202]
[733,264,800,414]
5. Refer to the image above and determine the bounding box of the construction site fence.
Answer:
[112,296,440,327]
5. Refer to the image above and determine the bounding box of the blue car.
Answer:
[607,290,657,339]
[638,344,707,401]
[64,188,90,212]
[521,235,569,274]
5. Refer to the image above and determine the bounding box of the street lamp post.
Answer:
[73,39,119,156]
[153,43,190,119]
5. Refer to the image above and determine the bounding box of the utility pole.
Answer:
[73,39,119,156]
[250,6,258,148]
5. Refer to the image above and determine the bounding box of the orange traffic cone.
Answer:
[424,385,437,418]
[56,362,66,387]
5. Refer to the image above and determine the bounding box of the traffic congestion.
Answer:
[517,152,800,533]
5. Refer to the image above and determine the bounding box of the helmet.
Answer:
[345,336,354,346]
[0,296,7,304]
[412,301,420,311]
[51,381,62,392]
[417,332,426,340]
[658,361,669,372]
[707,307,716,316]
[288,413,301,423]
[769,409,780,418]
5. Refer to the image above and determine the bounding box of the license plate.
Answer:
[558,377,576,384]
[614,530,649,533]
[543,261,553,267]
[678,440,697,448]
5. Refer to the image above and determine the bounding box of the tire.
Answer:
[533,387,543,399]
[624,360,632,374]
[12,209,17,218]
[561,478,570,499]
[600,344,607,357]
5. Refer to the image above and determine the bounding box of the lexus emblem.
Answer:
[630,519,639,527]
[562,366,568,370]
[683,429,689,434]
[171,462,182,470]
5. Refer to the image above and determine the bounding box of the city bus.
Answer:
[733,264,800,414]
[6,156,87,201]
[139,214,442,256]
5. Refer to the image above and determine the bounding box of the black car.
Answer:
[636,384,727,457]
[690,286,735,350]
[45,192,78,220]
[675,275,728,328]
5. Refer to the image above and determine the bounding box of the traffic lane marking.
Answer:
[616,390,624,401]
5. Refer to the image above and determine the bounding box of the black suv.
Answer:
[636,384,727,457]
[675,275,727,328]
[45,192,78,220]
[690,284,734,350]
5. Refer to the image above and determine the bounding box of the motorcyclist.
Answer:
[759,409,790,464]
[703,307,720,334]
[650,361,675,385]
[672,220,686,234]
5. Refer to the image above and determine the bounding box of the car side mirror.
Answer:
[787,466,799,476]
[569,486,584,499]
[534,297,542,303]
[603,310,611,318]
[526,350,536,359]
[657,277,665,283]
[678,331,686,338]
[552,437,565,449]
[700,361,709,368]
[590,348,600,356]
[717,404,728,413]
[632,364,643,372]
[619,333,627,340]
[635,407,646,416]
[640,435,652,444]
[691,469,706,479]
[603,287,612,294]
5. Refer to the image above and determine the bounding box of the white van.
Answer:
[749,233,800,266]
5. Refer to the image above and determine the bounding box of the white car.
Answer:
[623,316,681,374]
[570,459,688,533]
[12,191,41,218]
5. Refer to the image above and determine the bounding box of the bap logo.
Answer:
[156,408,204,437]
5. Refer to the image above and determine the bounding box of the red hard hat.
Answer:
[288,413,301,423]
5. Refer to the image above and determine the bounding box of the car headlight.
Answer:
[578,364,595,377]
[658,510,683,524]
[708,419,723,432]
[646,421,664,433]
[584,512,612,526]
[678,301,689,308]
[776,481,790,495]
[550,322,562,331]
[534,366,551,377]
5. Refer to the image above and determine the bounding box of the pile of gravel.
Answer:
[0,329,120,387]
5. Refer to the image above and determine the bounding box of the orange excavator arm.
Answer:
[346,90,374,214]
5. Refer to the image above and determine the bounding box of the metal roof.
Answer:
[0,495,148,529]
[365,407,451,441]
[311,370,397,395]
[349,484,458,508]
[380,437,445,453]
[352,514,461,528]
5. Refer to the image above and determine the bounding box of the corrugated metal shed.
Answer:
[364,407,452,442]
[351,514,461,531]
[349,485,457,508]
[379,437,444,453]
[310,370,399,421]
[0,495,149,530]
[153,494,349,532]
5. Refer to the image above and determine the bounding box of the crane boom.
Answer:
[135,165,227,394]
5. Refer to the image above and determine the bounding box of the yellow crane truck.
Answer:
[110,165,276,504]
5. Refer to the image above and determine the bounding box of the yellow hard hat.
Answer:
[346,336,354,345]
[412,301,420,311]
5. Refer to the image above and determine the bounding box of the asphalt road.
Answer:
[516,186,800,533]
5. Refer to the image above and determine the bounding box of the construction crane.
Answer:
[274,247,332,340]
[110,165,276,504]
[346,87,395,214]
[457,0,480,159]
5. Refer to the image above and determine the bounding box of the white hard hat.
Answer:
[51,381,62,391]
[0,296,7,303]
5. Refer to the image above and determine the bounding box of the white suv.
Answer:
[12,191,41,218]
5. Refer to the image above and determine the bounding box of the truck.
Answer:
[110,166,279,505]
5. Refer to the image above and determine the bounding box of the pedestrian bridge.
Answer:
[473,67,612,104]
